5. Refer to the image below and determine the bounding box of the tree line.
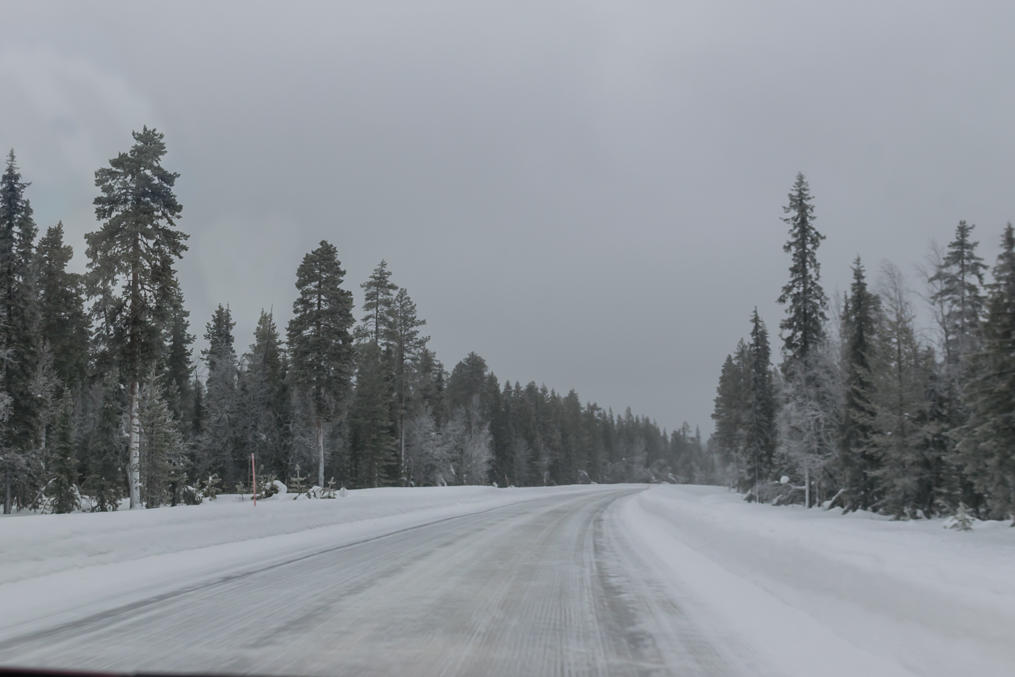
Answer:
[0,128,710,513]
[711,172,1015,522]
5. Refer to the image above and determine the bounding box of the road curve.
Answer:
[0,488,740,676]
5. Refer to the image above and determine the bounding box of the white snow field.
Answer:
[0,484,1012,676]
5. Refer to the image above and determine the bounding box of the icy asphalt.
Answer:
[0,488,743,676]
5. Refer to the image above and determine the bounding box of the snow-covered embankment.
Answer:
[615,485,1015,677]
[0,485,613,639]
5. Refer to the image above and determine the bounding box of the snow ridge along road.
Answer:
[1,486,743,676]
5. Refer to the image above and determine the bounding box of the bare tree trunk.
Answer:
[128,379,141,509]
[316,419,325,488]
[804,463,811,508]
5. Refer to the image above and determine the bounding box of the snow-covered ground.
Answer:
[618,485,1015,677]
[2,484,1012,676]
[0,485,615,639]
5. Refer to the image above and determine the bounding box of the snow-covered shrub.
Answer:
[200,473,222,500]
[180,485,203,505]
[945,503,975,531]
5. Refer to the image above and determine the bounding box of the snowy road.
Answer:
[0,488,743,676]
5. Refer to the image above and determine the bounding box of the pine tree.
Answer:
[287,241,355,488]
[777,172,828,372]
[200,304,238,484]
[359,260,397,348]
[86,127,187,509]
[839,257,881,510]
[390,287,428,482]
[959,223,1015,521]
[0,150,42,513]
[48,392,78,513]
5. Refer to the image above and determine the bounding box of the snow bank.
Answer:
[0,485,612,639]
[615,485,1015,677]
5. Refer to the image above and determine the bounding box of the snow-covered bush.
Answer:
[945,503,975,531]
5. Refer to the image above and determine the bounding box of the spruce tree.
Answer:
[48,392,78,514]
[348,342,398,487]
[0,150,42,513]
[35,222,89,390]
[86,127,186,509]
[162,305,194,422]
[745,309,777,498]
[777,172,828,372]
[240,310,291,479]
[960,223,1015,520]
[775,172,833,505]
[82,376,125,511]
[839,257,881,510]
[287,241,355,488]
[711,348,748,487]
[200,304,239,484]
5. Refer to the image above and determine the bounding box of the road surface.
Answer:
[0,488,745,676]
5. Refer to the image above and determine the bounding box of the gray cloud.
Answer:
[2,0,1014,433]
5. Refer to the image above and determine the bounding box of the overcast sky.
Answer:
[3,1,1014,434]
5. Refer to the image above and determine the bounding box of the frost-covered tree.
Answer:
[930,221,987,374]
[287,241,355,488]
[869,263,930,517]
[774,172,835,506]
[776,341,840,507]
[139,374,186,508]
[404,405,439,486]
[86,127,186,509]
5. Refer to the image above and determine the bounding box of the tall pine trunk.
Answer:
[128,379,141,509]
[316,418,324,488]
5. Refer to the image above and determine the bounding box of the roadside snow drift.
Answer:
[616,485,1015,677]
[0,485,614,638]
